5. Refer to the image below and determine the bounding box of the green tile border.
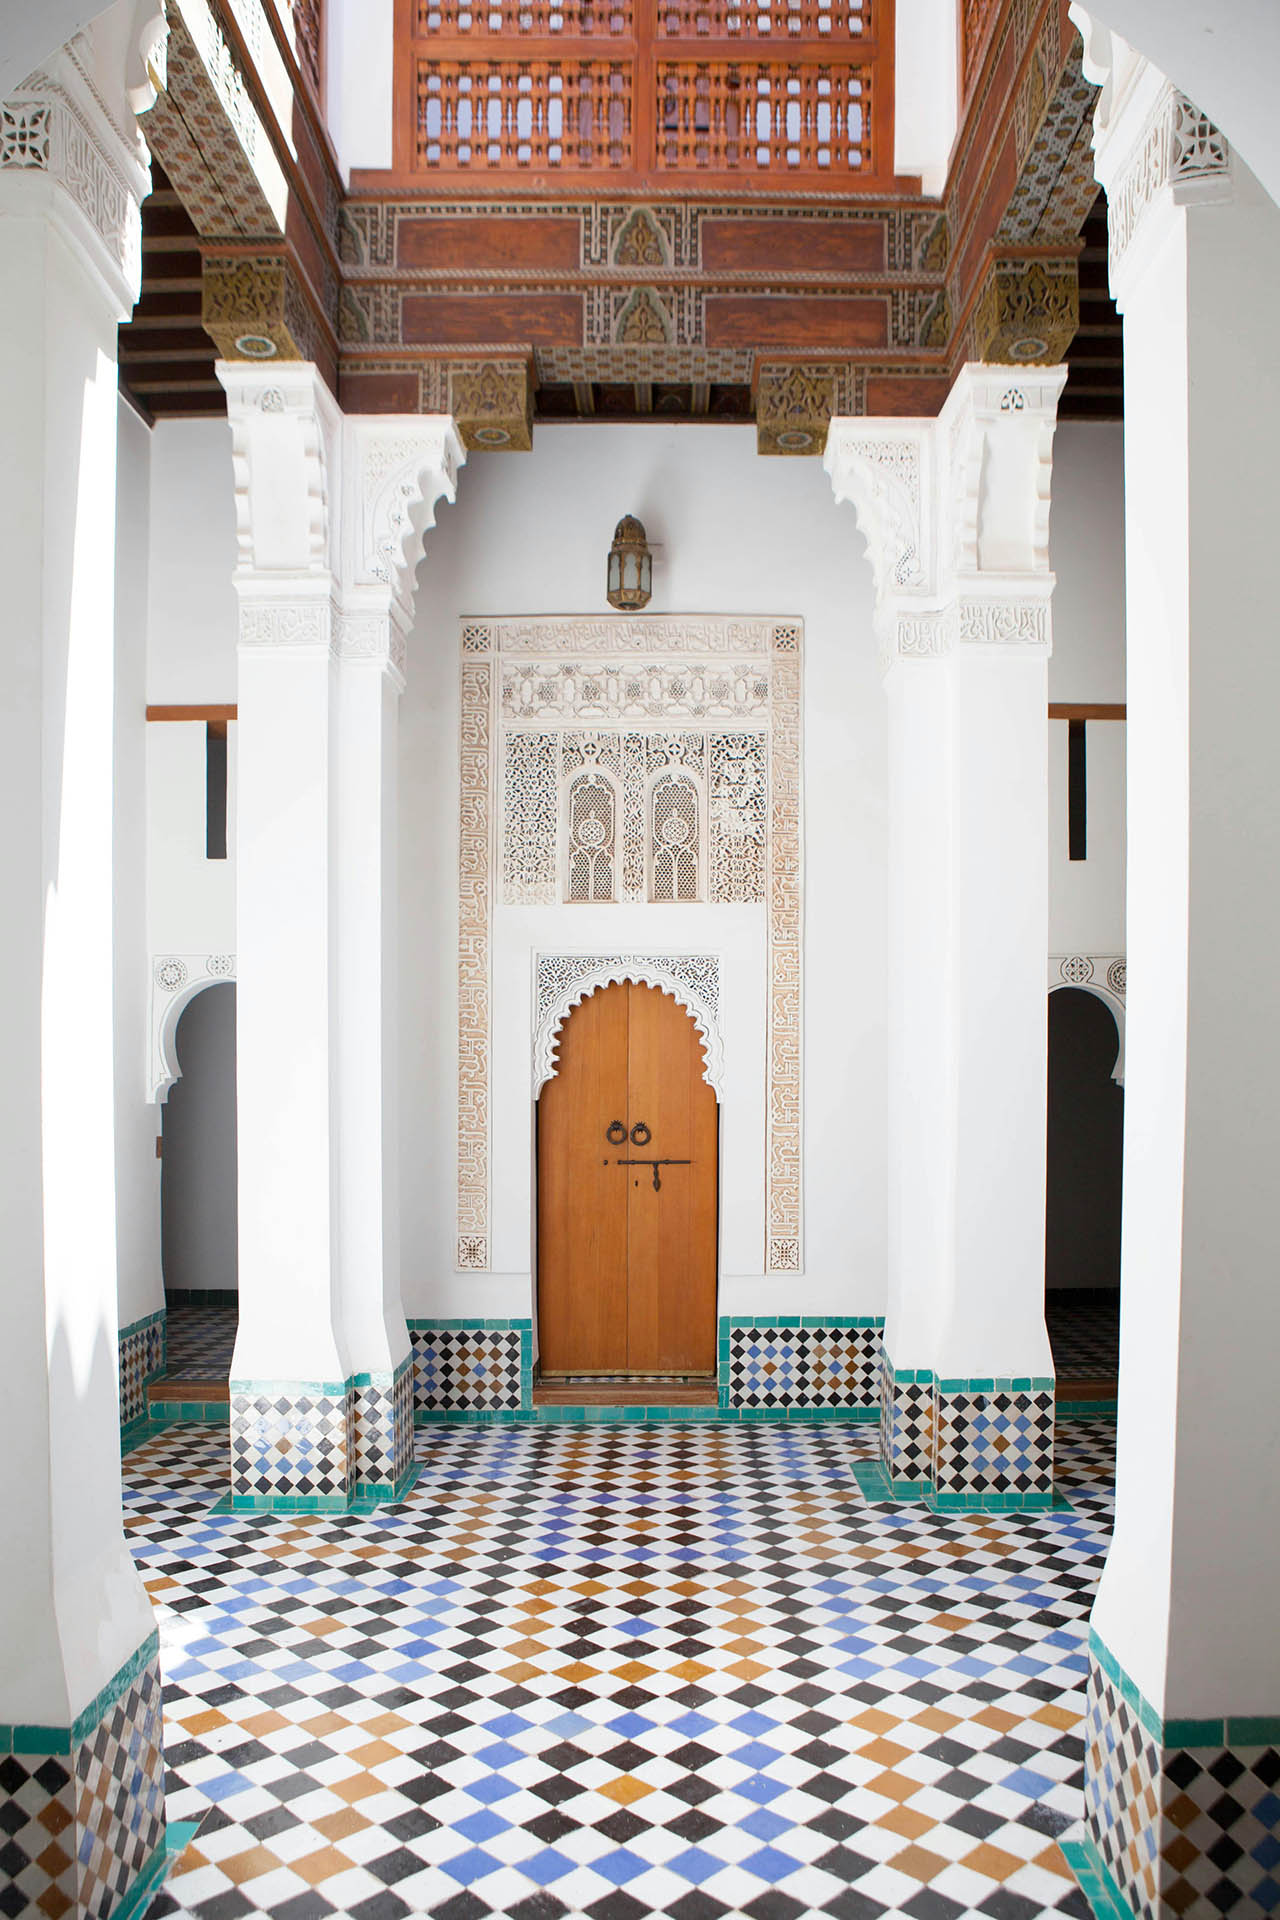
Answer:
[120,1415,153,1457]
[112,1820,201,1920]
[1089,1627,1280,1749]
[229,1377,350,1398]
[1060,1837,1136,1920]
[854,1466,1069,1515]
[406,1317,533,1331]
[119,1306,167,1340]
[414,1404,881,1427]
[1060,1399,1117,1419]
[716,1315,886,1332]
[149,1401,229,1426]
[2,1630,161,1756]
[349,1462,423,1513]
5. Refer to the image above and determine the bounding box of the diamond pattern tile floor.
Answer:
[1045,1297,1119,1382]
[124,1421,1116,1919]
[165,1307,238,1382]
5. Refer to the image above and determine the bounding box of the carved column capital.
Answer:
[342,415,465,640]
[1069,7,1232,305]
[827,363,1066,674]
[219,363,465,680]
[219,360,340,584]
[0,4,167,319]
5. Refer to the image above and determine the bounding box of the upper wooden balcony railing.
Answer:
[393,0,894,190]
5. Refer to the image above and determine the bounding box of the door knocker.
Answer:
[606,1120,627,1145]
[630,1121,651,1146]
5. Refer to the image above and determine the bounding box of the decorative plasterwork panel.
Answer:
[1049,953,1126,1084]
[149,954,237,1102]
[533,954,723,1099]
[457,614,803,1275]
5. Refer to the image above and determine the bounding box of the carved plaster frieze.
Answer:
[478,615,780,657]
[1070,9,1232,299]
[500,659,773,722]
[237,596,332,650]
[956,597,1051,649]
[1104,86,1231,289]
[0,10,163,317]
[534,954,723,1099]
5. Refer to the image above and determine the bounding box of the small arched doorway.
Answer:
[536,980,718,1393]
[1045,986,1123,1392]
[160,982,238,1395]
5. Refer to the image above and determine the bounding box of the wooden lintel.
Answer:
[146,704,238,723]
[1048,703,1126,721]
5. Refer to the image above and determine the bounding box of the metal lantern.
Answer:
[606,514,653,610]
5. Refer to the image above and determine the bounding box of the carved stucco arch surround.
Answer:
[1049,954,1127,1085]
[150,955,237,1102]
[533,954,724,1100]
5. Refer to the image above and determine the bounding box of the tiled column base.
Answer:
[408,1320,532,1415]
[1,1632,166,1918]
[877,1349,1055,1510]
[1085,1630,1280,1919]
[879,1349,934,1488]
[229,1380,354,1512]
[118,1309,166,1433]
[719,1318,883,1412]
[352,1357,415,1499]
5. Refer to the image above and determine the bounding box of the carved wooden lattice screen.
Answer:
[398,0,892,185]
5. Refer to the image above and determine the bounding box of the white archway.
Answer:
[149,954,237,1102]
[1048,954,1126,1084]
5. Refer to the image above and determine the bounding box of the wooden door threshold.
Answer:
[534,1381,718,1407]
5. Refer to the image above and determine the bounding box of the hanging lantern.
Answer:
[606,514,653,610]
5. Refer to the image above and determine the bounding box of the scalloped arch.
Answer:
[533,959,723,1100]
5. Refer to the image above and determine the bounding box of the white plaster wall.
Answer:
[894,0,959,194]
[324,0,393,178]
[1049,424,1126,705]
[147,419,238,704]
[401,424,889,1324]
[145,417,239,1093]
[1048,423,1127,957]
[115,399,163,1326]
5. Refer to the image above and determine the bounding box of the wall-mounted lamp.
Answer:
[606,514,653,610]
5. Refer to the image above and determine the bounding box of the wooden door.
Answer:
[538,981,718,1376]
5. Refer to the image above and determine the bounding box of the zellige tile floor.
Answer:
[126,1421,1116,1920]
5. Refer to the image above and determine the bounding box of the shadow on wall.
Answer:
[162,982,238,1295]
[1046,986,1124,1290]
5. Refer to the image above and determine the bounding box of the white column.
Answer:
[0,9,170,1913]
[1068,17,1280,1916]
[220,362,461,1507]
[335,417,462,1492]
[827,364,1065,1509]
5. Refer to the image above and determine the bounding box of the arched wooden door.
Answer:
[538,981,718,1376]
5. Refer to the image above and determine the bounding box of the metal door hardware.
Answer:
[630,1121,651,1145]
[616,1157,691,1192]
[606,1120,627,1144]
